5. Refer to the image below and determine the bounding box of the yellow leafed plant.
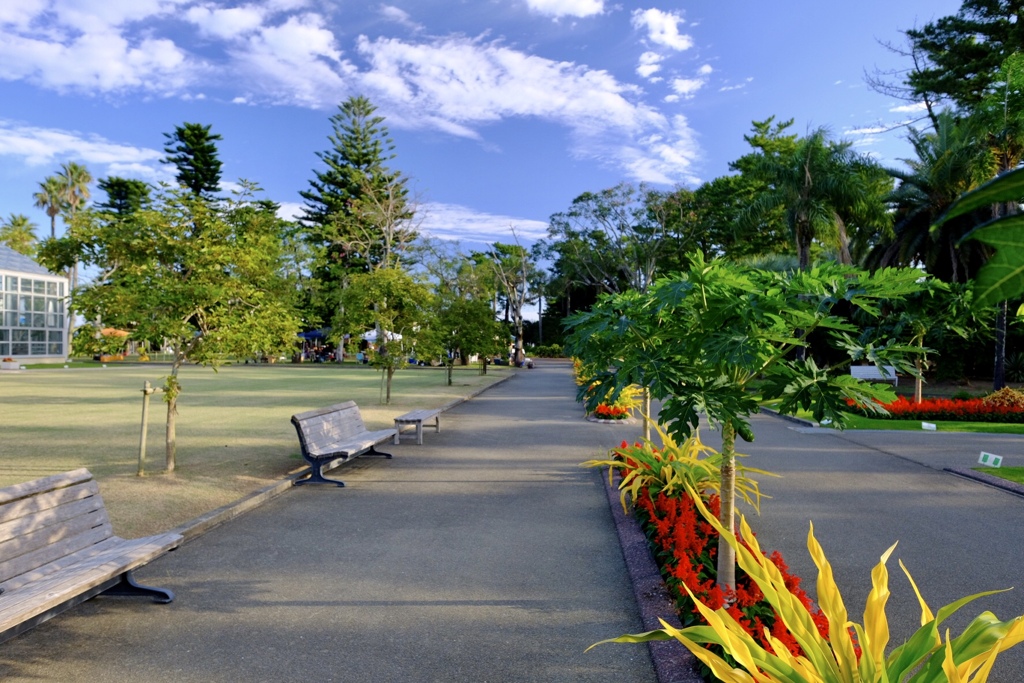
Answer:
[582,423,775,515]
[591,483,1024,682]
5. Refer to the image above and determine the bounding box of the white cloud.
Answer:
[0,122,163,169]
[636,51,663,79]
[420,202,548,242]
[0,0,194,94]
[697,64,712,76]
[890,101,929,113]
[380,5,422,30]
[0,3,701,187]
[356,34,700,184]
[671,77,704,98]
[524,0,604,19]
[719,76,752,92]
[0,0,47,28]
[631,8,692,51]
[225,13,353,107]
[276,201,305,222]
[186,4,267,39]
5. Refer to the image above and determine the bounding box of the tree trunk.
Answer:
[994,300,1008,391]
[386,365,394,404]
[481,357,488,375]
[447,362,453,386]
[717,421,737,594]
[164,363,181,473]
[642,388,651,441]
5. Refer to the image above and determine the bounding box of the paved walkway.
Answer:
[697,414,1024,681]
[0,361,656,683]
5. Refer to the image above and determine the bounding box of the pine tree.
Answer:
[162,122,223,198]
[299,96,415,325]
[96,177,151,216]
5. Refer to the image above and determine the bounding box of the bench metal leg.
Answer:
[101,570,175,604]
[295,463,346,487]
[364,445,392,458]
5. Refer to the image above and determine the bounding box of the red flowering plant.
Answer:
[583,428,835,671]
[594,403,630,420]
[585,429,833,675]
[846,394,1024,423]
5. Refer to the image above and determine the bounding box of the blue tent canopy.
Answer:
[297,328,330,340]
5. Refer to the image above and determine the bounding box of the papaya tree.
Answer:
[565,253,925,591]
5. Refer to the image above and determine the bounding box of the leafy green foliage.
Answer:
[935,165,1024,307]
[37,183,302,470]
[566,254,925,439]
[337,267,432,403]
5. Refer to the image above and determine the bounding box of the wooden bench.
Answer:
[291,401,397,487]
[0,469,182,644]
[393,409,442,445]
[851,365,899,385]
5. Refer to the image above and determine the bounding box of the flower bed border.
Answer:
[600,467,703,683]
[586,415,638,425]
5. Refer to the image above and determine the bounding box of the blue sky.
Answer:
[0,0,963,249]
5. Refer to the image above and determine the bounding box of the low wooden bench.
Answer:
[393,409,442,445]
[851,365,899,385]
[291,401,397,487]
[0,469,182,644]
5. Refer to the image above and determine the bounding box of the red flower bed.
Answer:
[848,395,1024,423]
[594,404,630,420]
[632,486,830,661]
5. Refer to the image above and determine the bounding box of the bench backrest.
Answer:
[291,401,368,454]
[851,365,897,380]
[0,469,113,584]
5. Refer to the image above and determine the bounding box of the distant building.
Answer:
[0,246,69,362]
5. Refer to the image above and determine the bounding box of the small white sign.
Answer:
[922,422,937,431]
[979,451,1003,468]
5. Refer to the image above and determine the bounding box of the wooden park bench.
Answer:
[291,401,397,487]
[850,365,899,385]
[393,409,442,445]
[0,469,182,644]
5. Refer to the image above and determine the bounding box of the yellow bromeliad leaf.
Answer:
[860,541,894,676]
[688,488,839,679]
[942,631,965,683]
[806,522,860,681]
[900,559,936,627]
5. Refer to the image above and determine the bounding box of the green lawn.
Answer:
[975,467,1024,485]
[831,413,1024,434]
[762,401,1024,435]
[0,362,512,537]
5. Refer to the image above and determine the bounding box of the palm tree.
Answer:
[741,128,887,270]
[0,214,38,256]
[864,112,990,283]
[58,162,92,217]
[33,176,65,239]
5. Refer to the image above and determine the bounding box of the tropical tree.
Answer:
[38,183,301,472]
[742,128,889,270]
[58,162,92,217]
[33,175,65,239]
[337,267,432,404]
[565,254,924,591]
[477,238,539,366]
[541,182,672,296]
[0,214,38,256]
[865,112,990,282]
